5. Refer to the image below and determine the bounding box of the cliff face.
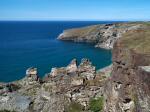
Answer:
[58,22,143,49]
[104,28,150,112]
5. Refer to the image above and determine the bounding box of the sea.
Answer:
[0,21,116,82]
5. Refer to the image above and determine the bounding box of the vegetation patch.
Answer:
[121,28,150,54]
[63,25,100,39]
[89,96,104,112]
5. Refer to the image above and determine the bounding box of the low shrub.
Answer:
[89,96,104,112]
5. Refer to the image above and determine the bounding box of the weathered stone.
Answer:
[26,67,39,82]
[78,58,96,80]
[104,29,150,112]
[26,67,38,76]
[0,93,31,112]
[71,77,83,86]
[66,59,78,73]
[50,68,58,77]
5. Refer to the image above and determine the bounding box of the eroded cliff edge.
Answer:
[104,26,150,112]
[0,22,150,112]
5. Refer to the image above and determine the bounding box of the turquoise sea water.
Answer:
[0,21,114,82]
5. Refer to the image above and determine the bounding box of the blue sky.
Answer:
[0,0,150,21]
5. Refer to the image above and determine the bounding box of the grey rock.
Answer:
[0,93,31,112]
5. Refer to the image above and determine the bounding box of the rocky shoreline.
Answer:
[0,22,150,112]
[0,59,111,112]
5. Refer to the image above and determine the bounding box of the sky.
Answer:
[0,0,150,21]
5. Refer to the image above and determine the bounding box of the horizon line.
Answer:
[0,19,149,22]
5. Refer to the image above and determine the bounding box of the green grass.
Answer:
[89,97,104,112]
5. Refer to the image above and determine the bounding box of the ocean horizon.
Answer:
[0,21,117,82]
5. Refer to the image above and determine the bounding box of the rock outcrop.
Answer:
[58,22,143,49]
[104,27,150,112]
[0,59,110,112]
[66,59,78,73]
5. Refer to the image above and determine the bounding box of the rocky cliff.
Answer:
[0,59,111,112]
[58,22,144,49]
[104,26,150,112]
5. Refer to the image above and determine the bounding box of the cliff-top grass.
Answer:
[63,25,100,36]
[120,26,150,54]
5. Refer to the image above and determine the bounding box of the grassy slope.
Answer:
[119,23,150,54]
[63,25,100,37]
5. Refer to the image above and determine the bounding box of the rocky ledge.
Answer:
[57,22,146,49]
[0,59,111,112]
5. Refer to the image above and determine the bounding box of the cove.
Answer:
[0,21,112,82]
